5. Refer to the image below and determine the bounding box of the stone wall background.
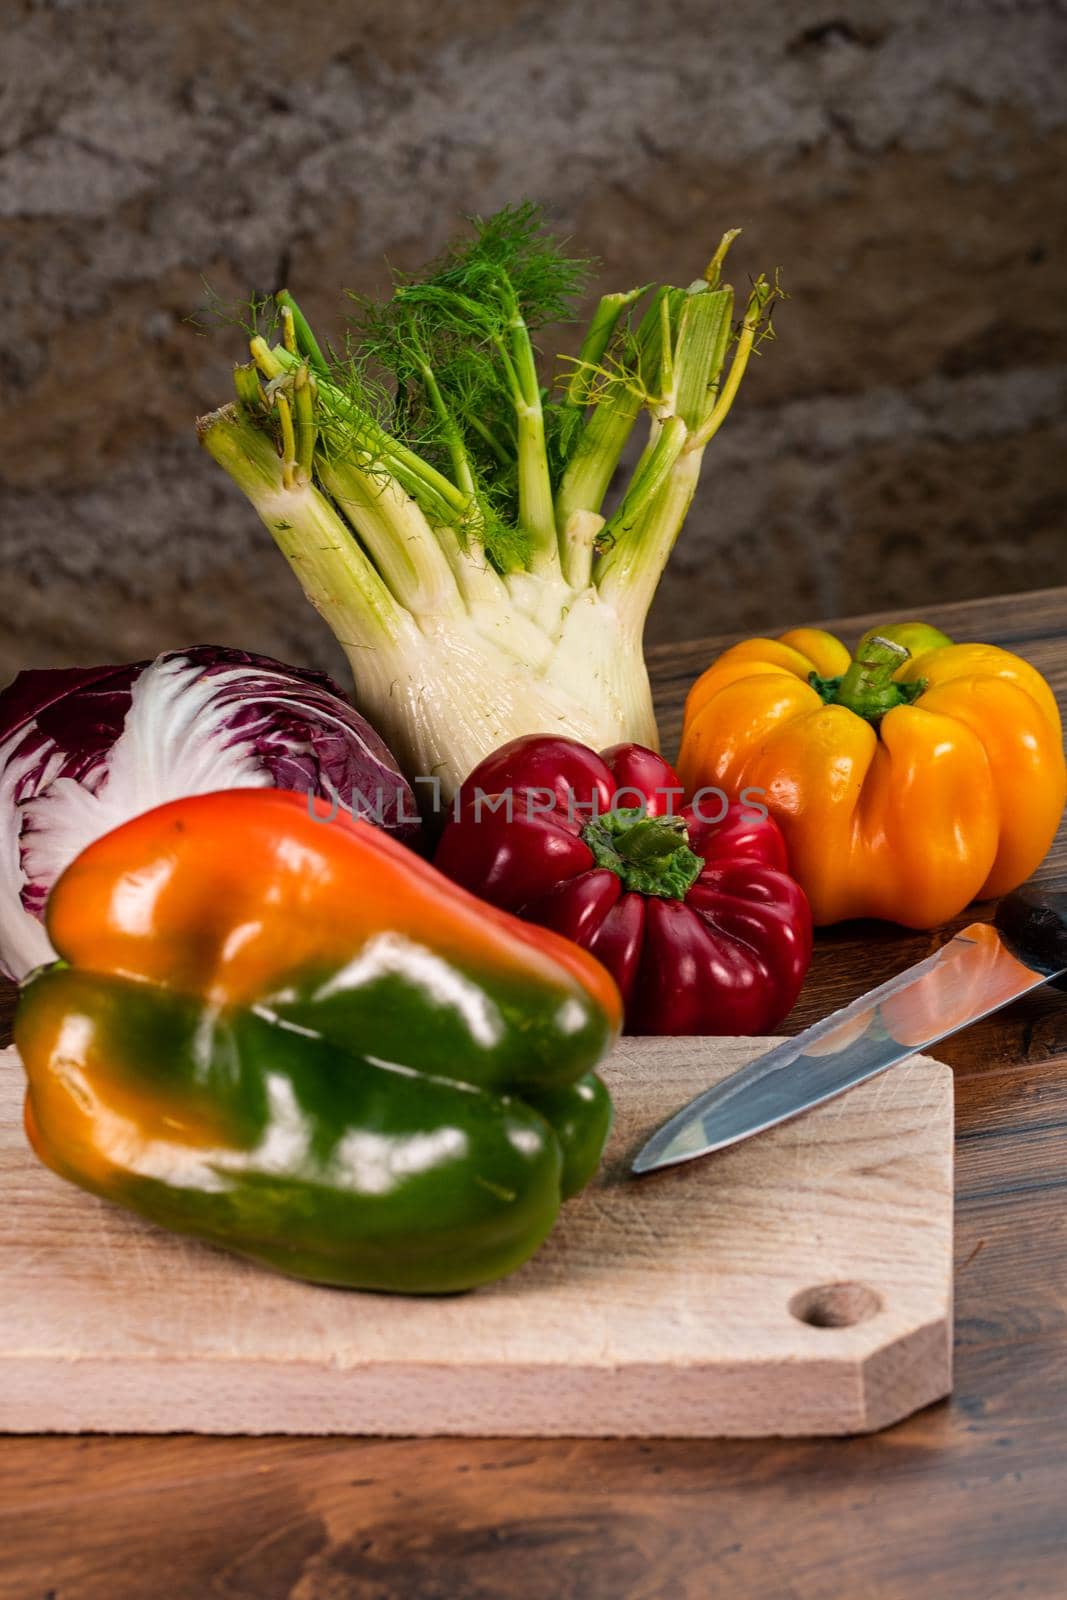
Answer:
[2,0,1065,687]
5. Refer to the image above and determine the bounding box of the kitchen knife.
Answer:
[632,888,1067,1175]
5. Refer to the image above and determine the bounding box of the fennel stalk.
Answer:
[198,206,779,801]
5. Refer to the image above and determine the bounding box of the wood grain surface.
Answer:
[0,1038,953,1438]
[1,586,1065,1599]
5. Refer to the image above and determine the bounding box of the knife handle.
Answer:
[994,889,1067,989]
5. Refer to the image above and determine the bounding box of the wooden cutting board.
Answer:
[0,1037,953,1437]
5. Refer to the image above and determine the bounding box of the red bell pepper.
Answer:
[435,735,812,1035]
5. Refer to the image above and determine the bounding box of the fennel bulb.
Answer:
[199,207,778,800]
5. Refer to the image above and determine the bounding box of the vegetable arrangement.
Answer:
[5,198,1064,1303]
[199,206,777,801]
[679,622,1066,927]
[0,647,420,981]
[436,734,811,1034]
[16,790,618,1293]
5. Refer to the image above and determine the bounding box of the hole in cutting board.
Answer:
[788,1282,882,1329]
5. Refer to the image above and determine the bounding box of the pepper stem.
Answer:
[582,807,703,899]
[617,813,688,866]
[829,635,911,720]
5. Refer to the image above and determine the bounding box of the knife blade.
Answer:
[632,888,1067,1175]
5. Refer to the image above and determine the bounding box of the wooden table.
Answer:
[1,588,1065,1600]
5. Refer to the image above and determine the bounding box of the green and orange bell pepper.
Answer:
[15,790,619,1293]
[678,621,1066,928]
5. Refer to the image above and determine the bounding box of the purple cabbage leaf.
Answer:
[0,646,421,981]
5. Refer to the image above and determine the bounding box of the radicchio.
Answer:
[0,646,421,980]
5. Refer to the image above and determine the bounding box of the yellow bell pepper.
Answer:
[678,622,1066,928]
